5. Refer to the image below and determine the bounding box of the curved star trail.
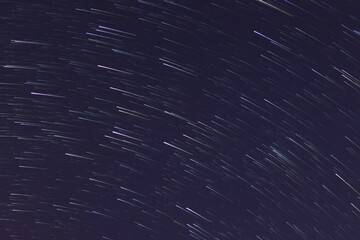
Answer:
[0,0,359,239]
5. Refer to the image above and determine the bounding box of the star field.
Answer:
[0,1,359,239]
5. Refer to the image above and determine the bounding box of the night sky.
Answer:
[0,0,359,239]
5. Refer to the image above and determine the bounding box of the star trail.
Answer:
[0,0,359,239]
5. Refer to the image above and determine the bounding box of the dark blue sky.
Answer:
[0,1,359,239]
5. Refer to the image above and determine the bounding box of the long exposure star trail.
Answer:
[0,0,359,239]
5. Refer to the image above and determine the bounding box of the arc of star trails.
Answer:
[185,207,212,223]
[97,64,132,75]
[31,92,66,99]
[256,0,294,17]
[335,173,360,196]
[164,141,193,155]
[351,203,360,212]
[175,205,212,223]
